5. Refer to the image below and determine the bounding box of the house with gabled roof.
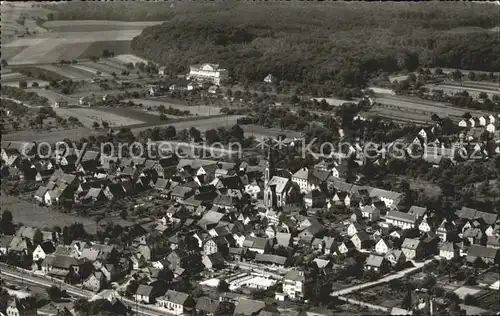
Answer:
[364,254,390,273]
[351,231,371,250]
[385,250,406,266]
[156,290,195,315]
[384,211,417,230]
[439,242,459,260]
[361,205,380,221]
[466,245,499,265]
[369,188,402,208]
[375,237,393,255]
[401,238,423,260]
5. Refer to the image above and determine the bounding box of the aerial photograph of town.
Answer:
[0,1,499,315]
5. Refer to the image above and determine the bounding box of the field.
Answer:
[1,192,97,234]
[2,19,163,65]
[129,98,222,116]
[79,41,132,59]
[94,107,164,124]
[113,54,150,65]
[374,95,490,120]
[1,3,53,40]
[1,127,98,143]
[364,105,434,124]
[241,124,303,139]
[43,20,165,32]
[131,115,245,133]
[55,107,145,128]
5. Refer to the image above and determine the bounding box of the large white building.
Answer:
[187,63,228,85]
[283,269,305,300]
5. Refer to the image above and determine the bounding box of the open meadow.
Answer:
[128,98,222,116]
[55,107,145,128]
[1,192,97,234]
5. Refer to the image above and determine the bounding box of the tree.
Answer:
[230,124,244,140]
[463,294,477,306]
[159,113,168,121]
[217,280,230,292]
[119,209,128,219]
[189,127,202,142]
[0,210,15,235]
[101,121,109,128]
[92,121,100,129]
[19,81,28,89]
[467,71,476,81]
[451,70,463,81]
[47,286,62,301]
[205,129,219,144]
[31,82,39,88]
[111,72,117,78]
[164,125,176,139]
[1,59,8,68]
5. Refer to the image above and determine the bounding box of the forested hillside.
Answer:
[49,2,499,87]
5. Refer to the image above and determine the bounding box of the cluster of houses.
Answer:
[1,136,499,315]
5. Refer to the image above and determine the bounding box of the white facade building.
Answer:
[187,63,228,85]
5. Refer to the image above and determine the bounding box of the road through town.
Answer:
[0,265,167,316]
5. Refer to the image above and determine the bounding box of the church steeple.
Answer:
[265,138,275,188]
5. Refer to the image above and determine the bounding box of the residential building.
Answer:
[364,254,390,273]
[156,290,195,315]
[384,211,417,230]
[439,242,459,260]
[466,245,499,265]
[361,205,380,221]
[6,299,37,316]
[401,238,423,260]
[187,63,228,85]
[283,269,305,300]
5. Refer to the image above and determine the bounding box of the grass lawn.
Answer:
[1,191,97,234]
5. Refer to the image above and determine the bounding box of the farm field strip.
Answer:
[92,107,163,124]
[367,107,434,124]
[0,72,26,81]
[99,58,132,69]
[375,95,488,117]
[1,46,28,61]
[80,61,124,76]
[37,64,82,80]
[43,20,166,27]
[127,98,221,116]
[131,115,245,133]
[50,42,93,62]
[71,64,112,78]
[434,84,499,94]
[113,54,150,65]
[1,127,96,143]
[55,107,146,128]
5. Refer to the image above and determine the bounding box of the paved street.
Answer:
[0,266,167,316]
[330,258,434,297]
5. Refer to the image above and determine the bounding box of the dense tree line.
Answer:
[115,2,500,89]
